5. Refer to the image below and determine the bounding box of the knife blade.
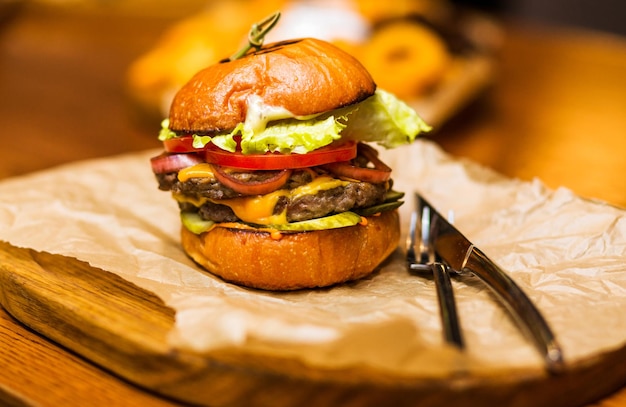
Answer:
[416,193,565,373]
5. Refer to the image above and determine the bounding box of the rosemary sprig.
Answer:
[228,11,281,61]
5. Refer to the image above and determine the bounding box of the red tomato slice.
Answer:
[321,143,392,183]
[163,136,357,170]
[212,165,293,195]
[163,135,198,153]
[203,141,357,170]
[322,161,391,183]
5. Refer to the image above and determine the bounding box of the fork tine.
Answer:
[406,210,417,267]
[422,203,465,349]
[407,210,430,272]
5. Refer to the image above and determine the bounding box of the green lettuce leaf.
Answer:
[158,119,177,141]
[239,115,345,154]
[186,116,346,154]
[340,89,432,148]
[158,89,430,154]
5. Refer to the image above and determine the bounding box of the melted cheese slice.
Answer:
[177,163,215,182]
[173,175,348,225]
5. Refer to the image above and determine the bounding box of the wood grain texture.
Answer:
[0,278,179,407]
[1,240,626,407]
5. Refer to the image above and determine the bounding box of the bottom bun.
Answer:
[181,210,401,291]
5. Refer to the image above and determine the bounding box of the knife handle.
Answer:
[465,247,565,373]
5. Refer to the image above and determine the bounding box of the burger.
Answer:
[150,37,430,290]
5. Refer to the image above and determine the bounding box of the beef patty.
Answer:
[156,169,389,223]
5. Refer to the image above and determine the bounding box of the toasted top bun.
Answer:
[181,209,400,291]
[168,38,376,133]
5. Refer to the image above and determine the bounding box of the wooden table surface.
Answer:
[1,4,625,406]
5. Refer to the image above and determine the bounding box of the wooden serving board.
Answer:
[1,240,625,407]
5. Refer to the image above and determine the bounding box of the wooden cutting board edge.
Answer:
[1,241,625,407]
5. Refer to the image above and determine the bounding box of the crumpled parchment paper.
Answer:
[1,139,625,377]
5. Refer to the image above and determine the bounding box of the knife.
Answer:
[416,193,565,373]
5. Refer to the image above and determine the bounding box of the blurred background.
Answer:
[456,0,626,36]
[6,0,623,34]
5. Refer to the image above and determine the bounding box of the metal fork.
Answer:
[407,204,465,349]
